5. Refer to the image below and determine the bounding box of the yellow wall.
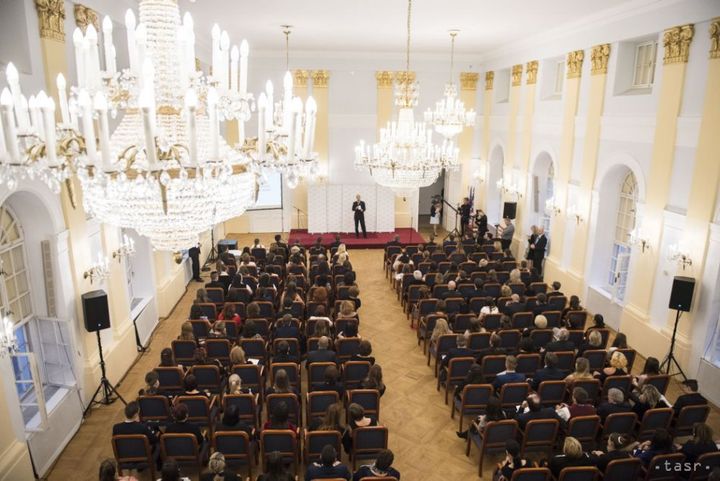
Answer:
[513,61,538,252]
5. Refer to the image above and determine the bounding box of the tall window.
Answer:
[0,205,76,430]
[554,60,565,95]
[607,172,638,301]
[632,41,657,88]
[542,164,554,236]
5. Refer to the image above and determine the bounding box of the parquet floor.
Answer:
[44,232,720,480]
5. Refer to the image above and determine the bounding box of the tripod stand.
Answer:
[83,329,126,416]
[442,199,462,241]
[660,309,688,382]
[202,225,219,271]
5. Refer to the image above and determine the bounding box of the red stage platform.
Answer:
[288,228,426,249]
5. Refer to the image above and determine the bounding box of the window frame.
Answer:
[607,172,638,302]
[631,41,657,89]
[553,60,565,96]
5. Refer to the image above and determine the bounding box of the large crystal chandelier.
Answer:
[248,26,318,189]
[425,31,476,139]
[355,0,459,192]
[0,0,274,251]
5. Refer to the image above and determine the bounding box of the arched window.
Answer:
[0,205,75,429]
[607,172,638,301]
[542,163,554,236]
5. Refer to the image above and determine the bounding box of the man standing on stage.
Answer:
[526,225,538,262]
[475,209,488,240]
[500,217,515,250]
[352,194,367,239]
[188,243,202,282]
[530,226,547,277]
[459,197,472,237]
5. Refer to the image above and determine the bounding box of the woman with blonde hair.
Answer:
[500,285,512,298]
[430,318,451,344]
[549,437,591,478]
[227,373,245,395]
[178,321,196,342]
[630,384,669,419]
[595,351,628,383]
[201,451,238,481]
[565,357,593,385]
[509,268,522,284]
[336,300,358,320]
[229,345,247,365]
[577,329,602,357]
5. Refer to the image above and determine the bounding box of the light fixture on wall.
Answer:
[424,30,476,139]
[629,227,650,253]
[566,204,583,224]
[668,243,692,270]
[354,0,459,192]
[545,197,561,216]
[472,158,486,183]
[83,253,110,283]
[112,234,136,262]
[0,311,18,357]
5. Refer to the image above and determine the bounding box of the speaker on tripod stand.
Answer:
[82,290,126,415]
[661,276,695,381]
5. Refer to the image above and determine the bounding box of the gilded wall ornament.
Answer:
[511,64,523,86]
[485,71,494,90]
[74,4,99,33]
[709,19,719,59]
[393,71,416,84]
[663,24,694,64]
[311,70,329,87]
[566,50,584,79]
[293,69,309,87]
[35,0,65,41]
[526,61,538,85]
[590,44,611,75]
[375,71,394,88]
[460,72,479,90]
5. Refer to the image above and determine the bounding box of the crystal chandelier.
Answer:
[0,311,18,358]
[425,31,476,139]
[0,0,267,251]
[248,26,319,189]
[355,0,459,192]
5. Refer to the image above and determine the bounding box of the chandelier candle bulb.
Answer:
[135,23,147,87]
[124,9,138,74]
[257,92,267,156]
[0,89,19,162]
[183,13,195,77]
[68,98,79,130]
[102,16,116,75]
[207,87,220,160]
[41,96,58,166]
[239,39,248,96]
[176,28,188,91]
[94,92,112,170]
[211,24,220,82]
[184,88,198,166]
[85,25,101,91]
[139,87,156,167]
[305,96,317,157]
[286,98,298,162]
[17,95,30,132]
[78,91,97,162]
[220,31,230,91]
[142,58,155,107]
[265,80,274,129]
[5,63,21,112]
[230,45,239,92]
[283,71,293,131]
[27,96,43,139]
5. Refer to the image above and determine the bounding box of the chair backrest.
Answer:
[482,420,520,451]
[461,384,494,410]
[231,364,263,393]
[616,348,636,371]
[154,367,185,393]
[565,311,588,330]
[498,329,521,349]
[689,452,720,481]
[137,395,171,423]
[645,453,685,481]
[266,393,300,425]
[571,379,601,403]
[174,395,211,426]
[567,330,585,348]
[447,357,475,382]
[206,287,225,304]
[307,391,340,419]
[468,332,491,351]
[347,389,381,419]
[481,355,507,379]
[352,426,389,458]
[213,430,251,465]
[160,433,200,464]
[190,365,222,393]
[308,362,337,385]
[239,338,267,362]
[604,458,642,481]
[444,297,466,314]
[582,350,607,371]
[223,393,258,427]
[112,434,153,469]
[529,330,553,350]
[452,313,475,333]
[499,382,530,407]
[602,376,632,398]
[484,313,503,330]
[193,303,217,320]
[557,466,601,481]
[567,415,600,445]
[256,301,275,318]
[644,375,670,395]
[336,318,360,337]
[543,311,562,328]
[171,339,197,365]
[304,430,342,464]
[602,412,638,438]
[529,282,547,294]
[483,283,501,298]
[638,408,673,440]
[511,312,534,330]
[674,405,710,437]
[537,381,567,406]
[434,334,457,356]
[547,296,567,310]
[337,337,362,362]
[205,338,232,363]
[270,362,300,389]
[260,429,298,465]
[522,419,560,450]
[343,361,372,388]
[272,338,300,358]
[554,351,576,372]
[510,467,552,481]
[190,319,212,339]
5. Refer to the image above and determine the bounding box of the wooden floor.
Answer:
[45,231,720,480]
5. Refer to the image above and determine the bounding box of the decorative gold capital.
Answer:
[525,61,538,85]
[293,69,309,88]
[663,24,694,64]
[590,44,611,75]
[485,71,494,90]
[35,0,66,41]
[460,72,479,90]
[708,18,719,59]
[311,69,329,88]
[511,65,523,86]
[566,50,585,79]
[393,71,416,84]
[376,71,394,88]
[74,4,99,34]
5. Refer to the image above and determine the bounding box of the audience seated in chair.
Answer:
[631,428,674,466]
[589,432,633,472]
[529,352,566,391]
[597,388,632,422]
[200,452,240,481]
[256,451,294,481]
[672,379,708,417]
[305,445,352,480]
[308,336,338,365]
[492,355,526,392]
[352,449,400,481]
[342,403,378,454]
[676,423,718,464]
[493,439,529,480]
[547,436,592,478]
[361,364,386,397]
[165,403,205,446]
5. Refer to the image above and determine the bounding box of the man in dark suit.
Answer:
[305,445,352,481]
[188,243,202,282]
[502,294,527,318]
[272,339,300,364]
[516,394,563,430]
[270,234,288,256]
[529,352,567,390]
[463,278,485,302]
[544,328,576,352]
[475,209,488,240]
[526,226,537,262]
[306,336,337,365]
[441,335,475,370]
[530,293,551,316]
[330,234,342,250]
[597,388,633,422]
[352,194,367,239]
[475,333,507,364]
[672,379,707,417]
[440,281,461,300]
[205,271,226,294]
[492,355,526,391]
[459,198,472,237]
[531,226,547,277]
[112,401,158,445]
[547,281,564,298]
[443,234,456,249]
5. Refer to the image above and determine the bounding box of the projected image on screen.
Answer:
[250,171,283,210]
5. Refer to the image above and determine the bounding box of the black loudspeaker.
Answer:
[82,290,111,332]
[669,276,695,312]
[503,202,517,220]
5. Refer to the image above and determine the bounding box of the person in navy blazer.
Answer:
[306,336,337,365]
[515,394,564,430]
[529,352,568,390]
[492,355,527,391]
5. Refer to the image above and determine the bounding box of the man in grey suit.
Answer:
[501,217,515,250]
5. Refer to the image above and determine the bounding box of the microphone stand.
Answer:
[442,199,462,241]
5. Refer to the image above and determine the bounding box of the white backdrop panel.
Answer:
[326,185,344,232]
[308,184,395,233]
[376,187,396,232]
[307,185,327,233]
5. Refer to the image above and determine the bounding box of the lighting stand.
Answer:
[442,199,461,241]
[660,309,688,382]
[202,224,219,271]
[83,330,125,416]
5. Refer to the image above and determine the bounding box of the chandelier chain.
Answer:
[283,25,292,71]
[450,32,457,83]
[405,0,412,75]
